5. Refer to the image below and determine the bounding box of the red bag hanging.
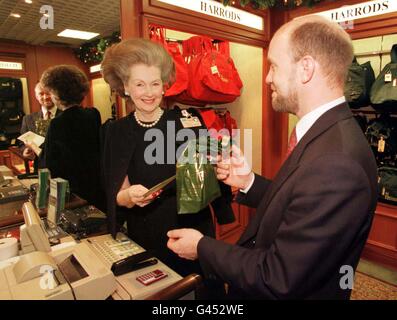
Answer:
[198,108,238,139]
[169,36,212,106]
[188,39,243,104]
[149,26,189,97]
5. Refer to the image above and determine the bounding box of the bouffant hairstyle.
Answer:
[101,38,175,98]
[40,65,89,106]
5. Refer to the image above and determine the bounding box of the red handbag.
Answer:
[149,26,189,97]
[198,108,238,139]
[188,39,243,104]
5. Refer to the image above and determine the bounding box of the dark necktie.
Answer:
[43,111,49,120]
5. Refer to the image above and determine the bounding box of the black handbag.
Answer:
[365,114,397,166]
[344,57,375,109]
[370,44,397,112]
[378,166,397,205]
[0,78,23,101]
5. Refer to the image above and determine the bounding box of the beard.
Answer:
[272,86,298,114]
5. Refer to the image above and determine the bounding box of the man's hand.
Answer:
[167,228,204,260]
[216,144,254,190]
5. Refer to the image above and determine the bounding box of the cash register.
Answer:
[0,202,116,300]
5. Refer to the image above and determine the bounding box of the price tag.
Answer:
[180,116,202,128]
[211,65,219,75]
[385,73,392,82]
[378,137,385,153]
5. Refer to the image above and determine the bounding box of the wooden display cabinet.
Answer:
[362,202,397,270]
[0,149,12,169]
[8,146,32,175]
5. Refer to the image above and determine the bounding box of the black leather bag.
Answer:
[344,57,375,109]
[378,166,397,205]
[0,78,22,101]
[370,44,397,112]
[365,114,397,166]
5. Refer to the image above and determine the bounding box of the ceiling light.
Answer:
[57,29,99,40]
[25,0,33,4]
[10,13,21,18]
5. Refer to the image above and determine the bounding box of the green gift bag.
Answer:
[176,138,221,214]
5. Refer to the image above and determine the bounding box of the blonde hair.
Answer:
[283,16,353,88]
[101,38,175,98]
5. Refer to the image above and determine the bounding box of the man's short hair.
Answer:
[287,16,354,88]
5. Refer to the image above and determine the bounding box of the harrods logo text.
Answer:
[331,0,389,21]
[315,0,397,23]
[200,1,241,23]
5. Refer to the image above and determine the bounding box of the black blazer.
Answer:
[197,103,378,299]
[101,108,235,237]
[42,106,103,208]
[20,108,62,135]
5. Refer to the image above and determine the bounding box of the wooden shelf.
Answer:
[362,202,397,270]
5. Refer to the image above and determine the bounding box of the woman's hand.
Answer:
[127,184,154,207]
[117,176,163,208]
[117,183,163,208]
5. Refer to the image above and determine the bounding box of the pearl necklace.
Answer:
[134,108,164,128]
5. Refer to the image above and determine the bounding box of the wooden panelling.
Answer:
[361,203,397,270]
[0,150,11,168]
[0,40,93,113]
[120,0,143,39]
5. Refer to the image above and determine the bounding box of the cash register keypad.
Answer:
[89,235,145,264]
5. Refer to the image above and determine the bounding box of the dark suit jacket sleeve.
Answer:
[197,154,373,298]
[20,114,29,134]
[235,174,272,208]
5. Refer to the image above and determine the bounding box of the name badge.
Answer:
[180,116,202,128]
[385,73,392,82]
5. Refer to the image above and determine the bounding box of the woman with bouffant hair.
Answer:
[101,39,234,290]
[40,64,104,210]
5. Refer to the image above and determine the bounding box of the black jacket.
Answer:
[42,106,104,209]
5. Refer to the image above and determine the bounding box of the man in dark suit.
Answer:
[167,16,378,299]
[20,82,60,170]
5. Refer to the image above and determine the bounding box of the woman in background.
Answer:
[40,65,104,210]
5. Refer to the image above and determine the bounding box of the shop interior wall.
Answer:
[165,29,263,173]
[91,77,113,123]
[21,78,30,116]
[0,41,92,114]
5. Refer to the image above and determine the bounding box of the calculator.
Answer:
[136,269,168,286]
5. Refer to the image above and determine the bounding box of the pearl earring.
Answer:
[125,92,130,96]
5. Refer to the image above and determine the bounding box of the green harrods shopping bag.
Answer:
[176,137,222,214]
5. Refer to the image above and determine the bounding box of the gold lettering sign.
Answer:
[0,61,23,70]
